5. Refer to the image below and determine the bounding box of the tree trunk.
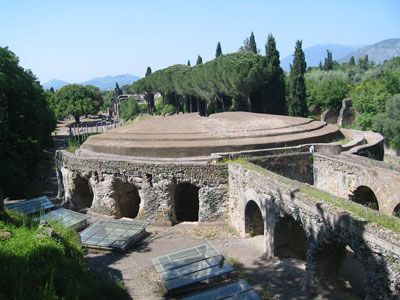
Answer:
[197,98,200,114]
[0,186,4,212]
[247,96,252,112]
[189,96,193,113]
[74,115,80,124]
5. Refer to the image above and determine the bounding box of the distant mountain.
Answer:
[82,74,140,90]
[42,79,69,90]
[42,74,140,91]
[339,38,400,64]
[281,44,362,71]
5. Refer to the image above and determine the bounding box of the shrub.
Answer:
[120,96,139,121]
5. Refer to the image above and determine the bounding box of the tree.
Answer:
[120,96,139,120]
[49,87,55,94]
[0,47,56,197]
[115,82,122,96]
[54,84,103,123]
[288,40,308,117]
[187,60,191,66]
[264,34,286,114]
[323,50,333,71]
[144,66,154,114]
[196,55,203,65]
[145,67,152,77]
[239,32,258,53]
[216,42,222,57]
[349,56,356,66]
[306,70,350,110]
[373,94,400,151]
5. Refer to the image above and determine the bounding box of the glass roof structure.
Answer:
[153,243,233,292]
[80,219,148,251]
[181,279,261,300]
[38,208,90,230]
[5,196,54,215]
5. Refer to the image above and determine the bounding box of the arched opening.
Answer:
[349,186,379,210]
[274,215,307,260]
[314,242,366,299]
[393,203,400,217]
[244,200,264,236]
[113,181,141,218]
[174,182,199,222]
[72,174,93,208]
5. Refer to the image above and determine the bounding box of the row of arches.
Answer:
[71,175,201,222]
[244,200,367,298]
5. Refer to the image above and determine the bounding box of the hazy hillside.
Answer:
[339,38,400,64]
[42,79,69,90]
[82,74,140,90]
[43,74,140,90]
[281,44,361,71]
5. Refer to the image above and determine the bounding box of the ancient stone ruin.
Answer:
[56,112,400,298]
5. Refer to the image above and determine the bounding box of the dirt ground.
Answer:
[85,223,362,300]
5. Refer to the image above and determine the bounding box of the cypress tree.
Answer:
[216,42,222,57]
[288,40,308,117]
[323,50,333,71]
[196,55,203,65]
[187,60,191,66]
[115,82,122,96]
[249,32,257,54]
[49,87,55,94]
[145,67,152,77]
[349,56,355,66]
[264,34,286,115]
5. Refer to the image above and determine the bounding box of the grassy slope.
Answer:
[0,210,127,300]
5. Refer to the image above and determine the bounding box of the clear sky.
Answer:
[1,0,399,83]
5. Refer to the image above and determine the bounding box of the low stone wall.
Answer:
[228,162,400,298]
[56,150,229,224]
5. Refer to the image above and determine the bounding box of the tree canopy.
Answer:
[52,84,103,123]
[0,47,56,197]
[130,52,272,113]
[288,40,308,116]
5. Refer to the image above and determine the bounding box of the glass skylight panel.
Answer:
[5,196,54,215]
[38,208,89,230]
[80,219,148,251]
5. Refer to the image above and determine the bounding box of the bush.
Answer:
[120,96,139,121]
[374,94,400,150]
[161,104,175,116]
[0,211,127,299]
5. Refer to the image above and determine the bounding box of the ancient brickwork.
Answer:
[56,151,229,223]
[228,163,400,298]
[313,154,400,215]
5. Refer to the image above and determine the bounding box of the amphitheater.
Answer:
[56,112,400,299]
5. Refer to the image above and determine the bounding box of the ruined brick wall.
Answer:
[228,162,400,298]
[313,154,400,215]
[248,152,313,184]
[56,150,229,224]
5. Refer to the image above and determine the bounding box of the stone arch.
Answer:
[274,214,307,260]
[244,200,264,236]
[113,180,141,218]
[349,185,379,210]
[71,174,93,208]
[311,239,367,299]
[173,182,199,222]
[393,203,400,217]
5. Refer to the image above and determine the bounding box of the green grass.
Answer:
[0,209,127,300]
[233,160,400,233]
[300,186,400,233]
[66,139,81,153]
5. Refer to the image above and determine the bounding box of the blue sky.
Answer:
[1,0,399,83]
